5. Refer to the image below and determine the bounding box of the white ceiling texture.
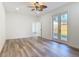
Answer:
[3,2,69,16]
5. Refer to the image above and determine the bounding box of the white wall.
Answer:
[40,3,79,49]
[40,14,52,39]
[6,12,38,39]
[0,2,6,52]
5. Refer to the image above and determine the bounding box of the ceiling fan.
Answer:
[28,2,47,11]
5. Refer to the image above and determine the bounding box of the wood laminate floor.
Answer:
[0,37,79,57]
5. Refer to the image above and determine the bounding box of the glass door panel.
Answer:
[60,13,68,41]
[53,16,58,39]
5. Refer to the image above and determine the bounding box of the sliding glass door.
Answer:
[52,12,68,41]
[61,13,68,41]
[53,16,58,39]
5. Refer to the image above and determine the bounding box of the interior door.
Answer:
[36,22,42,37]
[32,22,42,37]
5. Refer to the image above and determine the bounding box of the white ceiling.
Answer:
[3,2,69,16]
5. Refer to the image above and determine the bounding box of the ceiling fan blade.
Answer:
[40,5,47,8]
[32,9,35,11]
[43,5,47,8]
[27,6,34,8]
